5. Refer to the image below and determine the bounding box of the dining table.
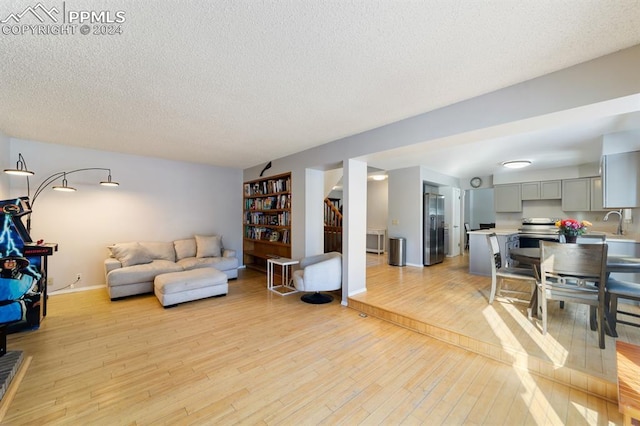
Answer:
[510,247,640,338]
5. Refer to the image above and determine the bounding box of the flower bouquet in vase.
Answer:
[555,218,592,243]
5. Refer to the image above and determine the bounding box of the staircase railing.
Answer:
[324,198,342,253]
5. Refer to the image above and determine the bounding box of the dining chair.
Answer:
[606,277,640,334]
[538,241,608,349]
[486,233,536,304]
[464,223,471,250]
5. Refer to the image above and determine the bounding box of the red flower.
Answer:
[555,219,592,236]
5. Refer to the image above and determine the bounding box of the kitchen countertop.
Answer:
[468,228,640,243]
[467,229,519,236]
[604,234,640,243]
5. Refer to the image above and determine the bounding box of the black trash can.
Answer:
[388,237,406,266]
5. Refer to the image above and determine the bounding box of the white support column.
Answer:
[303,168,324,257]
[343,158,367,304]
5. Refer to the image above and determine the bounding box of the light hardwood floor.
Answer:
[351,253,640,400]
[3,262,626,425]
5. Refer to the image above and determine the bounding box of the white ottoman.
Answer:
[154,268,228,308]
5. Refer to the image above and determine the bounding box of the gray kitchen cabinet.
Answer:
[602,151,640,208]
[494,184,522,212]
[521,182,540,200]
[590,177,605,211]
[562,178,590,211]
[541,180,562,199]
[521,180,561,200]
[468,232,491,276]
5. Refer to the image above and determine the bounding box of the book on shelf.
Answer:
[245,226,288,243]
[276,194,289,209]
[245,212,289,226]
[245,176,291,197]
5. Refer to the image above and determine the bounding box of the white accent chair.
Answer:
[292,252,342,304]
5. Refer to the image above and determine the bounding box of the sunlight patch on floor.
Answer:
[486,297,571,369]
[481,304,564,424]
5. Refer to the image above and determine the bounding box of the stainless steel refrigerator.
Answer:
[423,193,445,265]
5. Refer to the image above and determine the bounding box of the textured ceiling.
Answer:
[1,1,640,173]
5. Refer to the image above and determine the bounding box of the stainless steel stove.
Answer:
[518,217,561,247]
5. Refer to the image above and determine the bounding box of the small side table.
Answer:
[366,228,386,254]
[266,257,299,296]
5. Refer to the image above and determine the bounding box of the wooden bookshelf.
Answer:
[243,172,291,272]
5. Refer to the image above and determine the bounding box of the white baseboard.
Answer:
[348,287,367,297]
[48,284,106,296]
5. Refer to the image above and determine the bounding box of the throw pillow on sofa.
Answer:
[110,242,154,267]
[139,241,176,262]
[174,238,197,260]
[195,235,222,258]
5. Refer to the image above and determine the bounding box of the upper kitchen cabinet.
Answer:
[521,180,562,200]
[541,181,562,199]
[602,151,640,208]
[494,184,522,212]
[520,182,539,200]
[561,177,606,212]
[590,177,605,211]
[562,178,591,211]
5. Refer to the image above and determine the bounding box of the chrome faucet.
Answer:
[604,209,624,235]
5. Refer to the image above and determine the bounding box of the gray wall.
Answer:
[367,179,388,249]
[6,138,242,290]
[387,167,423,266]
[468,189,495,230]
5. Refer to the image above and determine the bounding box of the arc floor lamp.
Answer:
[4,152,119,231]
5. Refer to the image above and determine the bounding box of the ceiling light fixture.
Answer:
[371,175,386,181]
[3,153,34,176]
[502,160,532,169]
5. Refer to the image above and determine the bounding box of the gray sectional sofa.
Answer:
[104,235,238,300]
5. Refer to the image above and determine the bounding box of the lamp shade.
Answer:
[4,153,34,176]
[52,173,76,192]
[100,173,119,187]
[4,168,34,176]
[52,185,76,192]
